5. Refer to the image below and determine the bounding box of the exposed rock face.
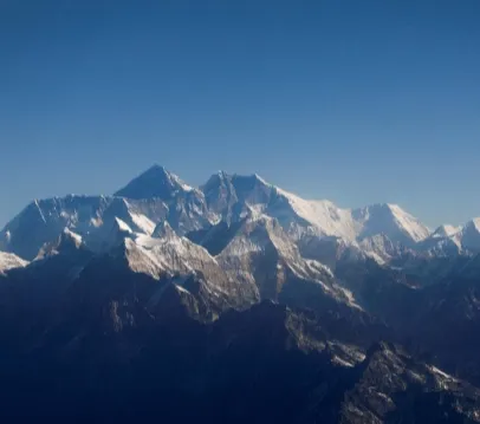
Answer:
[2,165,480,422]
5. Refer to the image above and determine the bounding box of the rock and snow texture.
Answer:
[275,189,359,241]
[0,169,210,260]
[120,222,257,309]
[115,164,194,200]
[352,203,431,246]
[115,165,216,234]
[457,218,480,252]
[6,163,480,264]
[202,171,431,247]
[36,227,86,260]
[214,216,359,308]
[0,251,28,274]
[357,234,405,264]
[418,218,480,255]
[202,171,358,239]
[340,342,480,423]
[431,224,461,238]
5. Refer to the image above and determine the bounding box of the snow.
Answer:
[3,166,475,267]
[354,203,430,244]
[276,188,358,241]
[305,259,334,277]
[34,199,47,224]
[431,224,461,238]
[471,218,480,232]
[90,217,103,227]
[387,204,431,242]
[64,227,82,242]
[63,228,83,247]
[123,238,165,280]
[422,218,480,256]
[428,365,458,382]
[129,211,156,235]
[221,235,264,256]
[332,356,355,368]
[0,251,28,273]
[127,232,232,296]
[336,285,364,311]
[252,173,271,186]
[451,218,480,252]
[170,173,194,192]
[174,284,190,294]
[426,365,460,391]
[115,217,134,234]
[115,164,195,199]
[274,188,429,247]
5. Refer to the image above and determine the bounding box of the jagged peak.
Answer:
[354,202,430,244]
[215,170,230,179]
[431,224,461,238]
[465,217,480,232]
[203,170,272,192]
[357,202,401,215]
[202,170,234,190]
[231,172,271,187]
[114,164,193,200]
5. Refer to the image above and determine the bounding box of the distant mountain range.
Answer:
[1,165,480,422]
[2,164,479,265]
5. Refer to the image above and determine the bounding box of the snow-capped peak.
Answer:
[455,218,480,252]
[115,164,194,200]
[466,218,480,232]
[353,203,431,246]
[274,188,358,241]
[201,172,431,248]
[431,224,461,238]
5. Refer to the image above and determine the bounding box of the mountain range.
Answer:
[3,164,479,263]
[1,165,480,422]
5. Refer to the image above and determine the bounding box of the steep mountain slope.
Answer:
[202,171,431,249]
[202,170,359,239]
[333,253,480,387]
[0,165,439,263]
[115,164,194,200]
[115,164,215,233]
[2,164,480,422]
[339,342,480,423]
[208,216,364,314]
[0,195,162,260]
[0,294,478,423]
[416,218,480,256]
[432,224,461,238]
[275,188,359,240]
[356,234,407,264]
[352,203,431,246]
[0,168,210,260]
[458,218,480,252]
[126,222,257,310]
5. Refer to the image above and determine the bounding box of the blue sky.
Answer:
[1,0,479,228]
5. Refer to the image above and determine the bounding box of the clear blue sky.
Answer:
[1,0,479,228]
